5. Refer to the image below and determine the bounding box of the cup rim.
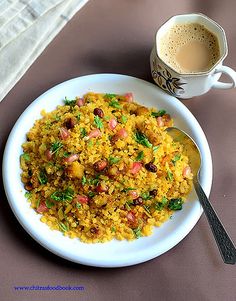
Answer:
[155,13,228,77]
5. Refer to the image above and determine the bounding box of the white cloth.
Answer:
[0,0,89,102]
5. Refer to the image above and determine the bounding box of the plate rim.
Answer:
[2,73,212,267]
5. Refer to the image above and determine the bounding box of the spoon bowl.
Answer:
[166,127,236,264]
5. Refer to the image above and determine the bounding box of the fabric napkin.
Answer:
[0,0,89,102]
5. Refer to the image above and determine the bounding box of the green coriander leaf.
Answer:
[88,191,96,198]
[109,156,121,165]
[135,151,144,161]
[92,178,100,185]
[82,175,87,185]
[38,169,48,185]
[53,196,64,204]
[24,192,32,199]
[172,154,181,165]
[168,198,183,210]
[133,227,142,239]
[111,226,116,233]
[36,199,40,209]
[143,205,151,214]
[94,115,103,129]
[76,203,82,209]
[87,140,93,148]
[153,146,160,153]
[141,192,152,200]
[77,113,81,121]
[21,153,30,161]
[122,187,136,192]
[105,93,117,100]
[151,110,166,117]
[50,188,74,202]
[134,132,152,148]
[59,222,68,232]
[54,114,61,121]
[162,196,168,205]
[88,176,100,186]
[80,128,87,138]
[46,199,54,209]
[64,96,76,106]
[56,164,64,171]
[125,202,132,211]
[167,170,173,181]
[63,152,70,158]
[121,115,128,124]
[65,187,74,198]
[50,141,63,155]
[155,202,164,211]
[109,99,122,109]
[155,197,168,211]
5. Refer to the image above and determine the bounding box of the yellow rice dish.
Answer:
[20,92,193,243]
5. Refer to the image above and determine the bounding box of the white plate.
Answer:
[2,74,212,267]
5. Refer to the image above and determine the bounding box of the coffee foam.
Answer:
[158,23,220,73]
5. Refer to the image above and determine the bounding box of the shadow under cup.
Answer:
[150,13,236,99]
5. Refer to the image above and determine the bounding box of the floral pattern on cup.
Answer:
[152,58,186,96]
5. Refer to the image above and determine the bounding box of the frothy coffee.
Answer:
[158,23,220,73]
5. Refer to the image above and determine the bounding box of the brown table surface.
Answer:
[0,1,236,300]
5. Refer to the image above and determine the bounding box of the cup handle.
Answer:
[213,66,236,89]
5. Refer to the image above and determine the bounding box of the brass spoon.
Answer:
[166,127,236,264]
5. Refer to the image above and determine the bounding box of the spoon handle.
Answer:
[194,178,236,264]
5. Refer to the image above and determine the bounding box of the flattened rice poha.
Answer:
[20,92,193,243]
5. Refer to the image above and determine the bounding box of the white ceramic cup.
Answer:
[150,13,236,99]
